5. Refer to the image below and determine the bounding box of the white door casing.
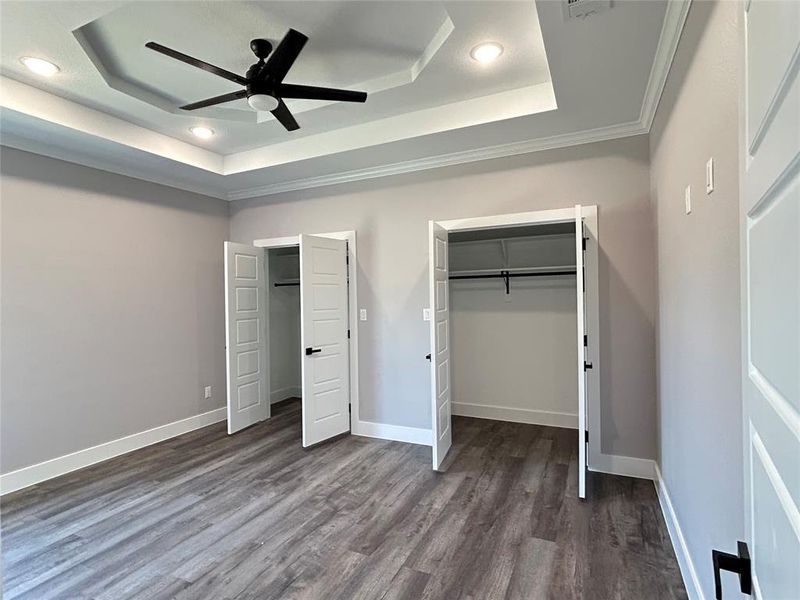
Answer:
[575,206,588,500]
[225,242,269,434]
[429,221,452,470]
[741,1,800,598]
[299,234,351,447]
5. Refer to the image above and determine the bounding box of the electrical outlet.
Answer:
[423,308,431,321]
[359,308,367,321]
[685,185,692,214]
[706,158,714,194]
[204,386,212,399]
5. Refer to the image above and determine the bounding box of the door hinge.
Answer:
[582,237,587,251]
[713,541,752,599]
[583,334,588,347]
[584,430,589,443]
[584,361,593,371]
[347,329,351,339]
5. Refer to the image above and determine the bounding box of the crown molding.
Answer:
[226,119,647,200]
[1,132,228,200]
[639,0,692,130]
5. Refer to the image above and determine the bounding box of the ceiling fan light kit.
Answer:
[247,94,279,112]
[145,29,368,132]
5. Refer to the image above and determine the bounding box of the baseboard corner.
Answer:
[589,453,656,480]
[354,420,432,447]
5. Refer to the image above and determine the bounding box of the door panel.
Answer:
[300,234,350,447]
[575,207,587,500]
[225,242,269,434]
[429,222,452,470]
[742,1,799,597]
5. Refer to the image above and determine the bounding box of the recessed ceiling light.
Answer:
[189,126,215,139]
[470,42,503,64]
[20,56,60,77]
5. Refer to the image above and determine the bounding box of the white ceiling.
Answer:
[0,0,687,200]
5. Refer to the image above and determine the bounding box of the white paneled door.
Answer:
[575,207,587,500]
[299,234,351,447]
[224,242,269,434]
[740,1,799,598]
[429,222,452,470]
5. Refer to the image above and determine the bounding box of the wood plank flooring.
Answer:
[1,400,687,599]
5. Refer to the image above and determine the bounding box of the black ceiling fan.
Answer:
[145,29,367,132]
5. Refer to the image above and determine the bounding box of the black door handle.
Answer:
[426,353,431,361]
[712,541,751,599]
[305,347,322,356]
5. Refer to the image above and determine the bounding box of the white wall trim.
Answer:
[225,120,647,200]
[354,420,432,447]
[0,407,226,496]
[654,463,706,600]
[452,402,577,429]
[639,0,692,130]
[270,386,302,404]
[589,453,656,480]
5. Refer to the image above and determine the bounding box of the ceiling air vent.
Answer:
[563,0,611,21]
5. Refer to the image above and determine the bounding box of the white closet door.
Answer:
[429,222,452,470]
[225,242,269,434]
[299,234,351,447]
[575,207,588,499]
[740,1,799,597]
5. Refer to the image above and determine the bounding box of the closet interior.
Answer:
[268,247,302,406]
[448,223,579,429]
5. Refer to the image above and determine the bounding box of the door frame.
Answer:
[252,231,359,433]
[433,206,601,470]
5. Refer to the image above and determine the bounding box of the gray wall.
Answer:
[449,235,578,422]
[0,147,229,474]
[230,135,657,460]
[267,249,301,402]
[450,278,578,422]
[649,1,743,597]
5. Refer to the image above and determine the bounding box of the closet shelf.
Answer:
[274,280,300,287]
[449,268,576,294]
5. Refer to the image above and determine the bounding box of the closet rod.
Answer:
[449,269,576,294]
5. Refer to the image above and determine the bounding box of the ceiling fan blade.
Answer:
[180,90,247,110]
[277,84,367,103]
[271,99,299,131]
[261,29,308,83]
[146,42,248,86]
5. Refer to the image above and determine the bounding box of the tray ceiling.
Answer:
[0,0,681,200]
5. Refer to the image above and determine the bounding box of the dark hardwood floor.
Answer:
[1,399,686,599]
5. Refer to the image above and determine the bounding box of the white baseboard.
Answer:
[654,464,705,600]
[589,453,656,480]
[354,420,432,446]
[452,402,577,429]
[270,386,301,404]
[0,407,227,496]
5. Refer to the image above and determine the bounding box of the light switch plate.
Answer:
[423,308,431,321]
[359,308,367,321]
[706,158,714,194]
[204,386,212,399]
[685,185,692,214]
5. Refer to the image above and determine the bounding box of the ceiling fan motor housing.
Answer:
[250,38,272,60]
